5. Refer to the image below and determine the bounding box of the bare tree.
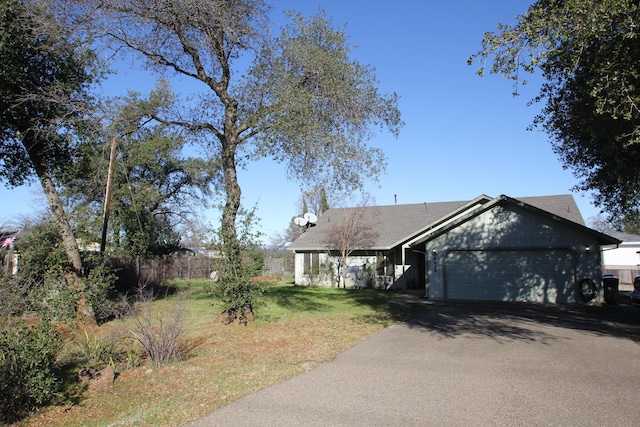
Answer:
[299,185,332,218]
[588,213,619,234]
[322,194,379,288]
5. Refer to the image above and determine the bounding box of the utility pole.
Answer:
[100,137,117,254]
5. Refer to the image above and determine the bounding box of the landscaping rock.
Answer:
[85,366,116,391]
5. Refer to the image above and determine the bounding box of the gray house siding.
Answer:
[422,203,604,303]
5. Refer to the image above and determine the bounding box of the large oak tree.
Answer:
[71,0,402,318]
[469,0,640,219]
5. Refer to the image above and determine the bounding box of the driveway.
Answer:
[185,301,640,426]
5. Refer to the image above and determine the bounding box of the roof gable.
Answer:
[409,195,619,247]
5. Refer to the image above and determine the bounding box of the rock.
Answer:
[87,366,116,391]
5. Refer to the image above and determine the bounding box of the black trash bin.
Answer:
[602,274,619,305]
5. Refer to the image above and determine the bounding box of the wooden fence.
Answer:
[108,254,294,290]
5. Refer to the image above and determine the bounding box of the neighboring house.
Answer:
[602,231,640,284]
[287,194,620,304]
[1,229,20,275]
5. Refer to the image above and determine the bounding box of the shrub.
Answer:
[209,205,267,324]
[27,272,77,322]
[130,290,186,367]
[74,329,118,368]
[212,276,267,324]
[0,275,30,317]
[0,320,63,423]
[8,220,119,324]
[83,259,119,324]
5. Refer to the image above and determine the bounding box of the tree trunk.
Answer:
[218,103,257,320]
[30,149,97,327]
[220,97,243,275]
[220,135,243,275]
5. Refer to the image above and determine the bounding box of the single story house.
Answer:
[601,231,640,284]
[287,194,620,304]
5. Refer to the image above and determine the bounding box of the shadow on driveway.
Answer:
[403,299,640,343]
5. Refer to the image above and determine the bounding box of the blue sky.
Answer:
[0,1,603,241]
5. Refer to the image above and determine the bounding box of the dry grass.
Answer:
[16,282,421,427]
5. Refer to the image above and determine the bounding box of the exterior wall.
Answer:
[293,252,332,286]
[293,251,400,289]
[424,205,603,303]
[602,243,640,284]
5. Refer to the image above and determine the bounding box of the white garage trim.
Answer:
[443,248,578,303]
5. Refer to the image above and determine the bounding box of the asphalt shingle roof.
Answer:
[288,194,586,251]
[606,231,640,243]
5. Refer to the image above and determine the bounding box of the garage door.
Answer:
[443,249,576,303]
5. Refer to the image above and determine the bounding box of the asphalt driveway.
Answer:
[185,301,640,426]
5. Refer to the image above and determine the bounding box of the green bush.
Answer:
[84,258,119,324]
[0,321,63,423]
[26,272,78,322]
[209,207,267,323]
[212,276,267,323]
[10,220,119,324]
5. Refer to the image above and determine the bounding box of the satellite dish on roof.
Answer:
[294,217,308,227]
[303,212,318,224]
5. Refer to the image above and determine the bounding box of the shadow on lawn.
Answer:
[265,285,336,312]
[264,284,433,325]
[403,299,640,343]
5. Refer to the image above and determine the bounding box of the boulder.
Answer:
[87,366,116,391]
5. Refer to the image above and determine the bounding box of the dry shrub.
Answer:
[130,289,186,367]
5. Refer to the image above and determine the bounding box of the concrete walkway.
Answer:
[185,302,640,426]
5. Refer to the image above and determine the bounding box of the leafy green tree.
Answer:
[67,87,217,257]
[0,0,102,325]
[72,1,402,320]
[469,0,640,218]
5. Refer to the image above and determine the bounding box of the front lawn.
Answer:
[18,281,425,427]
